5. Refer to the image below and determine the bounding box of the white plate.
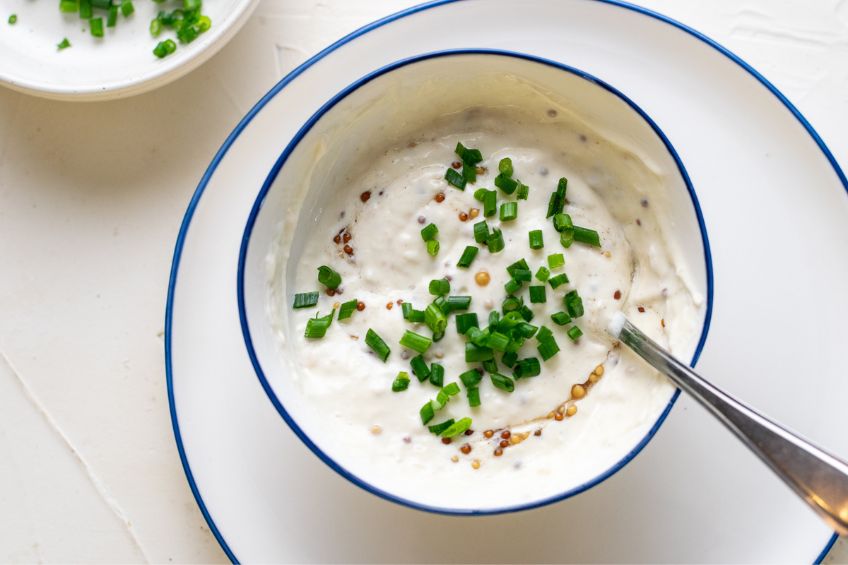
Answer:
[0,0,258,100]
[166,0,848,561]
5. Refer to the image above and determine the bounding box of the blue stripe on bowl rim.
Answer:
[165,1,847,562]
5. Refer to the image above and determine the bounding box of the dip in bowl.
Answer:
[239,50,712,513]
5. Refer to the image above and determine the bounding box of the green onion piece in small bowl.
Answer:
[392,371,410,392]
[490,372,515,392]
[440,417,473,438]
[399,330,432,354]
[365,328,390,361]
[292,291,319,309]
[317,265,341,289]
[529,229,544,250]
[457,245,478,268]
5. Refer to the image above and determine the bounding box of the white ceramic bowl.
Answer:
[238,50,713,514]
[0,0,257,100]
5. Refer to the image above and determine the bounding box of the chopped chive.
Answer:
[548,273,570,289]
[490,372,515,392]
[495,174,518,194]
[459,369,483,388]
[553,213,573,233]
[90,16,104,36]
[547,253,565,269]
[153,39,176,58]
[537,339,560,361]
[79,0,92,18]
[512,268,532,282]
[392,371,410,392]
[443,382,461,396]
[428,278,450,296]
[429,363,445,387]
[564,290,584,318]
[560,227,574,248]
[59,0,78,13]
[337,299,358,320]
[551,311,572,326]
[420,222,438,241]
[455,313,479,334]
[441,417,473,438]
[516,322,538,338]
[399,330,432,354]
[365,328,390,361]
[483,190,497,217]
[519,305,534,322]
[57,37,72,50]
[410,354,430,382]
[567,325,584,341]
[504,278,522,295]
[501,351,518,368]
[535,266,550,281]
[149,15,162,35]
[507,259,529,276]
[473,220,490,244]
[466,386,481,407]
[500,202,518,222]
[573,226,601,247]
[426,240,440,256]
[488,310,501,327]
[529,229,544,249]
[445,168,466,189]
[482,358,498,373]
[317,265,341,289]
[428,418,454,434]
[502,296,522,313]
[107,4,118,26]
[424,303,448,334]
[513,357,541,379]
[529,285,547,303]
[401,302,413,319]
[304,311,334,339]
[457,245,478,268]
[498,157,513,177]
[466,326,485,346]
[8,14,17,24]
[292,291,319,309]
[486,332,510,352]
[486,228,505,253]
[547,177,568,218]
[537,326,553,341]
[516,183,529,200]
[465,342,494,362]
[420,402,435,424]
[462,162,477,184]
[444,296,471,312]
[455,142,483,165]
[402,303,425,323]
[120,0,134,17]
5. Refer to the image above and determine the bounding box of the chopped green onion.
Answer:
[529,285,547,303]
[490,373,515,392]
[304,311,334,339]
[444,168,466,190]
[420,402,435,424]
[402,303,425,323]
[440,417,472,438]
[8,14,17,24]
[512,269,532,282]
[500,202,518,222]
[498,157,513,177]
[546,177,568,218]
[149,14,161,35]
[519,305,534,322]
[483,190,497,217]
[317,265,341,289]
[90,16,104,36]
[462,162,477,184]
[529,230,544,250]
[536,327,560,361]
[502,296,522,313]
[501,351,518,368]
[473,220,490,244]
[444,296,471,312]
[459,369,483,388]
[488,310,501,327]
[567,325,583,341]
[420,222,438,241]
[107,5,118,26]
[573,226,601,247]
[429,363,445,387]
[292,292,319,309]
[537,326,553,341]
[457,245,478,268]
[564,290,584,318]
[486,331,510,352]
[560,229,574,248]
[399,330,432,354]
[486,228,505,253]
[59,0,78,13]
[426,240,440,257]
[57,37,72,50]
[428,418,454,434]
[392,371,410,392]
[507,259,529,277]
[503,278,522,295]
[424,303,448,335]
[411,355,430,382]
[466,386,481,407]
[455,142,483,165]
[495,174,518,194]
[443,382,461,396]
[153,39,176,58]
[516,183,529,200]
[482,358,498,373]
[465,342,494,362]
[547,253,565,269]
[552,213,573,233]
[513,357,541,379]
[535,266,550,281]
[466,326,485,346]
[337,299,358,320]
[455,313,479,335]
[548,273,570,289]
[516,322,538,338]
[120,0,134,17]
[428,278,450,296]
[79,0,92,18]
[365,328,390,361]
[551,311,572,326]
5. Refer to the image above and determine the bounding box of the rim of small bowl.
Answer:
[236,48,715,516]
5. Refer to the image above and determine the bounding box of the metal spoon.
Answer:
[609,313,848,536]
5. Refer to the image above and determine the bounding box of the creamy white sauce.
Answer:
[271,107,704,509]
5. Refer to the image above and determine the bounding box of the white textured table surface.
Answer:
[0,1,845,562]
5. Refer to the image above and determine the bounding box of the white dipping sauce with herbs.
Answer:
[273,107,704,509]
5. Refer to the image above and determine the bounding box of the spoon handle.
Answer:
[615,315,848,536]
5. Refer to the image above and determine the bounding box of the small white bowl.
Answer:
[239,50,712,514]
[0,0,257,100]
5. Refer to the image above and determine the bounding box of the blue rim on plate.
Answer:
[165,1,847,562]
[236,48,714,514]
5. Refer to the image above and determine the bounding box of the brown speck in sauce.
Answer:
[333,234,341,244]
[378,190,384,196]
[396,299,404,305]
[460,444,472,455]
[499,439,509,448]
[500,430,511,440]
[554,412,564,421]
[434,192,445,203]
[661,318,666,328]
[494,447,504,457]
[451,161,462,169]
[342,232,352,243]
[476,166,486,175]
[614,290,622,300]
[534,429,542,437]
[636,218,642,226]
[579,134,588,143]
[638,306,646,313]
[402,436,411,444]
[641,198,649,208]
[464,429,474,436]
[360,191,371,203]
[459,212,468,222]
[417,215,426,224]
[547,108,558,117]
[450,455,459,463]
[441,437,452,445]
[326,289,336,297]
[356,301,365,311]
[343,245,354,255]
[386,302,393,310]
[483,430,494,439]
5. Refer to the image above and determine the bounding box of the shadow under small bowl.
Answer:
[238,49,713,515]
